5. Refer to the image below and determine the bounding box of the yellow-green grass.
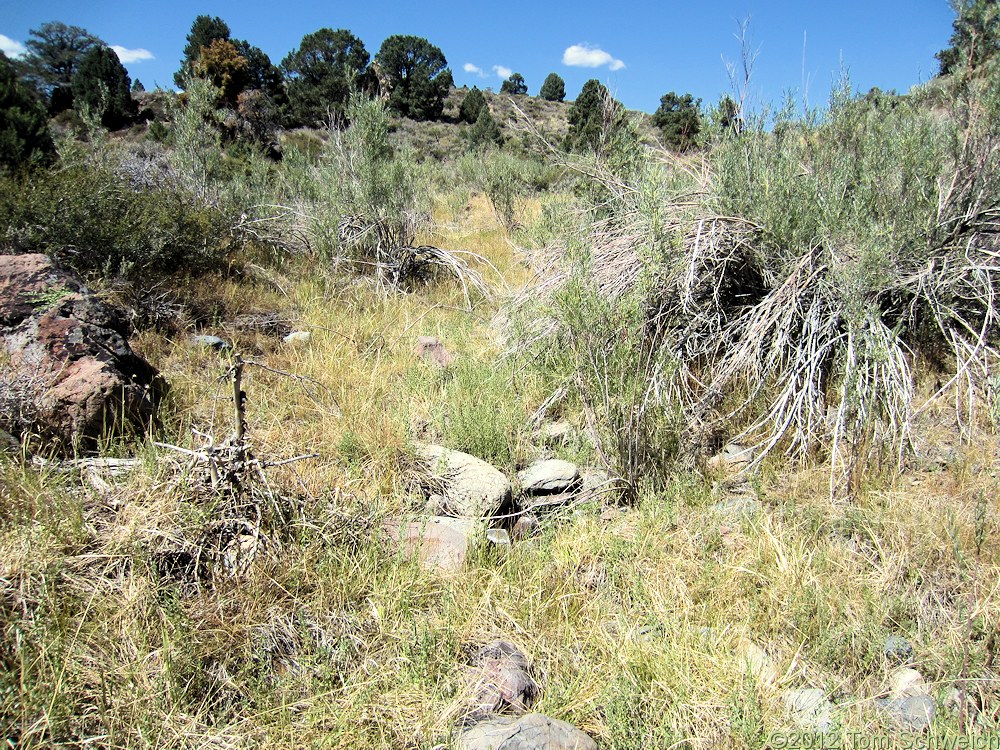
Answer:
[1,196,998,749]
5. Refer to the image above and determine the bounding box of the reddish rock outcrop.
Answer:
[0,254,165,453]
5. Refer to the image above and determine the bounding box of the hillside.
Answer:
[2,55,1000,750]
[388,87,659,161]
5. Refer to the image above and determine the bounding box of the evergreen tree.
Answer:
[233,40,286,105]
[500,72,527,95]
[194,39,249,107]
[281,28,370,126]
[565,79,613,152]
[539,72,565,102]
[0,52,55,170]
[374,35,452,120]
[467,105,503,149]
[131,79,145,94]
[652,91,702,151]
[716,95,741,136]
[72,44,135,129]
[459,86,486,124]
[175,15,231,88]
[22,21,101,112]
[937,0,1000,76]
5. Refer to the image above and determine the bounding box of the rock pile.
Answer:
[0,254,164,453]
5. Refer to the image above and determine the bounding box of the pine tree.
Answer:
[467,105,503,149]
[565,79,612,152]
[459,86,486,124]
[539,73,565,102]
[0,52,55,170]
[652,91,702,152]
[500,72,527,95]
[175,15,231,88]
[374,35,452,120]
[72,44,135,129]
[22,21,101,112]
[281,28,370,126]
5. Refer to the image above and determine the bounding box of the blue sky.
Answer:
[0,0,957,113]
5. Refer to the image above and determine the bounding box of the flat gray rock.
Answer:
[383,516,478,573]
[417,445,511,518]
[518,459,579,494]
[877,695,935,732]
[707,443,753,474]
[457,713,597,750]
[191,334,229,350]
[783,688,834,732]
[486,528,511,546]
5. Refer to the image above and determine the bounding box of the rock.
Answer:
[883,634,914,664]
[877,667,935,730]
[282,330,311,345]
[518,459,580,495]
[416,445,511,519]
[707,443,753,475]
[0,254,164,453]
[579,467,612,492]
[877,695,935,732]
[711,492,760,516]
[888,668,929,699]
[414,335,454,367]
[486,528,511,547]
[191,334,229,350]
[457,714,597,750]
[783,688,834,732]
[383,516,478,573]
[537,420,573,446]
[737,640,777,685]
[943,686,978,722]
[457,641,539,724]
[511,513,541,540]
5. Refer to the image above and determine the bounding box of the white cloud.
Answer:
[492,65,512,79]
[562,43,625,71]
[0,34,26,59]
[463,62,486,76]
[112,45,154,64]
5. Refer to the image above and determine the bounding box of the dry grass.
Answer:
[2,195,999,749]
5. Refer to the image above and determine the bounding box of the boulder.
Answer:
[518,459,580,495]
[457,714,597,750]
[511,513,541,540]
[191,334,229,350]
[877,667,935,731]
[383,516,478,573]
[878,695,935,732]
[282,330,311,346]
[707,443,753,475]
[782,688,834,732]
[456,640,539,724]
[737,639,777,686]
[414,335,454,367]
[883,634,914,664]
[416,444,511,518]
[0,254,164,453]
[486,528,511,547]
